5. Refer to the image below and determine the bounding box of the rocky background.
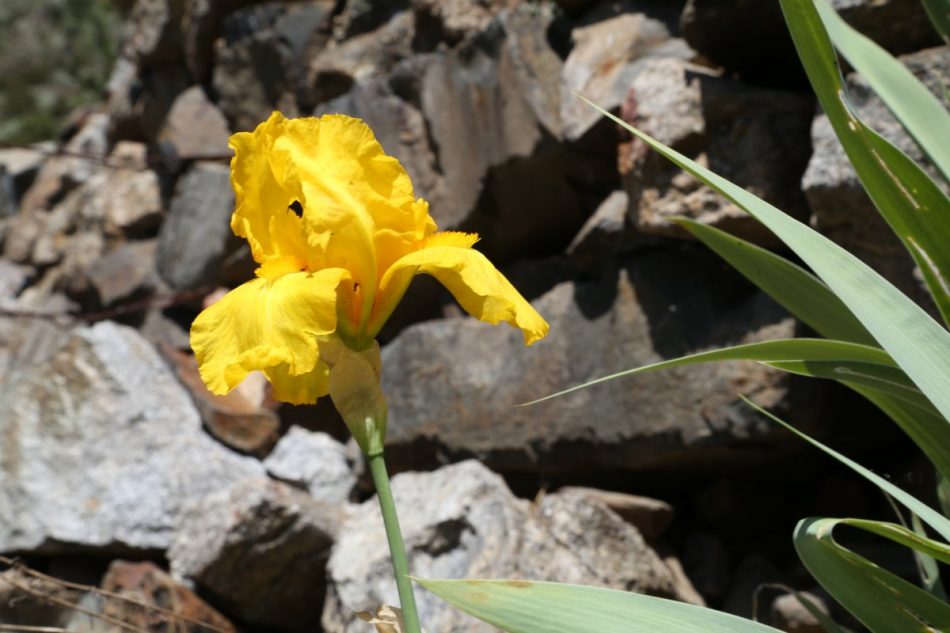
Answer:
[0,0,945,631]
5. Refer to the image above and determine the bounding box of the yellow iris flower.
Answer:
[190,112,549,406]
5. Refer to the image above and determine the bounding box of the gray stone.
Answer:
[557,486,673,540]
[118,0,186,67]
[182,0,269,82]
[803,46,949,308]
[331,0,408,41]
[213,2,334,132]
[306,10,414,107]
[411,0,517,45]
[771,590,830,633]
[158,85,232,159]
[264,427,356,503]
[0,144,49,217]
[567,190,665,271]
[622,57,813,244]
[82,142,164,237]
[0,320,263,553]
[419,7,605,260]
[560,12,692,141]
[106,58,191,144]
[84,239,160,307]
[169,478,346,630]
[156,161,237,290]
[323,460,694,633]
[381,247,804,477]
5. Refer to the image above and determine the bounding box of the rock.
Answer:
[157,85,232,160]
[567,189,665,271]
[0,144,49,217]
[420,7,606,260]
[214,2,334,132]
[802,46,949,308]
[560,11,692,142]
[83,142,164,237]
[306,10,414,108]
[622,57,813,244]
[332,0,408,40]
[118,0,186,67]
[679,0,938,87]
[557,487,673,540]
[264,426,356,503]
[381,246,805,477]
[323,460,694,632]
[63,560,237,633]
[0,260,32,309]
[412,0,517,46]
[182,0,271,82]
[771,590,830,633]
[156,161,238,290]
[106,58,192,144]
[0,320,263,553]
[169,478,346,630]
[19,113,110,214]
[83,239,160,307]
[169,348,281,454]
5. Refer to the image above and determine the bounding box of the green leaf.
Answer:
[765,360,931,411]
[677,218,875,346]
[783,0,950,324]
[794,516,950,632]
[576,94,950,434]
[416,579,783,633]
[910,512,948,600]
[844,384,950,482]
[814,0,950,180]
[742,397,950,541]
[523,338,898,405]
[920,0,950,46]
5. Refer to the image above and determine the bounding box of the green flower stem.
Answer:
[368,451,422,633]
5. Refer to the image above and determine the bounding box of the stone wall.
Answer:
[0,0,943,630]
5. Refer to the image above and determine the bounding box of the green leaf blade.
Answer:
[416,579,783,633]
[794,517,950,632]
[676,218,875,346]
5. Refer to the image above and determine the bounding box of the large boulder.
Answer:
[323,460,696,632]
[0,320,263,553]
[380,246,809,477]
[169,478,347,631]
[621,57,813,244]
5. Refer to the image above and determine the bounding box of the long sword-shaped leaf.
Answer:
[577,93,950,431]
[921,0,950,45]
[783,0,950,324]
[416,579,782,633]
[794,517,950,632]
[744,398,950,540]
[844,383,950,482]
[676,218,875,345]
[814,0,950,180]
[523,338,897,405]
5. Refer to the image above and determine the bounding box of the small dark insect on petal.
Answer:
[289,200,304,217]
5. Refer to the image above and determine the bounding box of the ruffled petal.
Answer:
[377,232,549,345]
[190,268,349,398]
[228,112,309,264]
[264,360,331,405]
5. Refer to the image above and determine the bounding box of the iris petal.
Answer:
[378,233,550,345]
[190,267,349,397]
